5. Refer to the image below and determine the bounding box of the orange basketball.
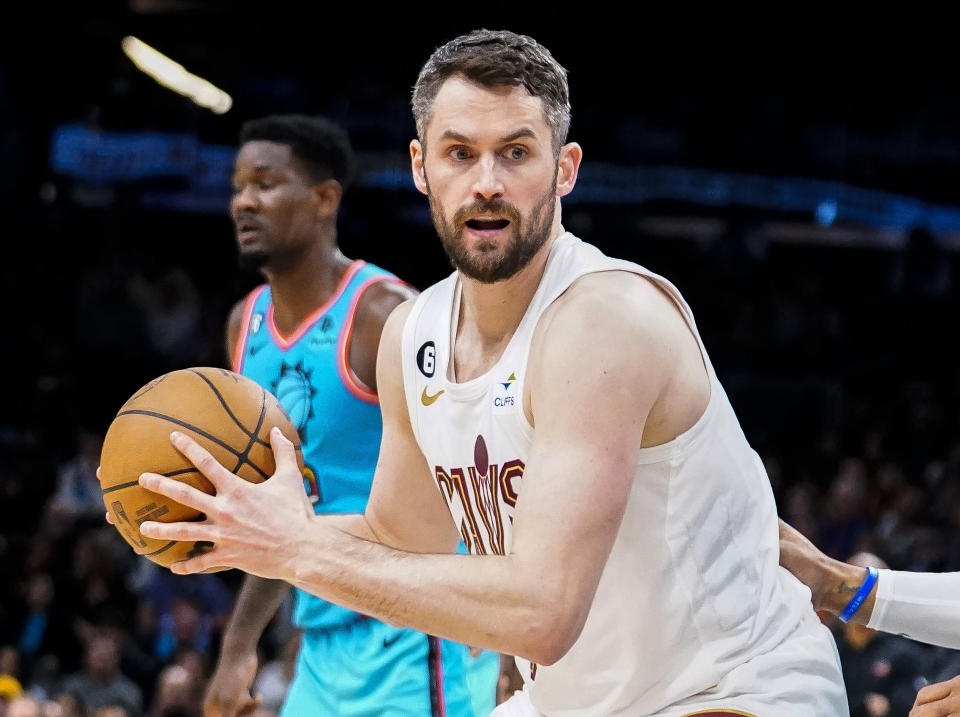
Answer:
[99,367,303,569]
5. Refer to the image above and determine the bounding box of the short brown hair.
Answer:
[412,29,571,152]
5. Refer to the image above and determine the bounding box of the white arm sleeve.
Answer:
[866,569,960,648]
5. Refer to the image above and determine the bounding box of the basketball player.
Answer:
[779,519,960,716]
[204,114,476,716]
[138,31,850,715]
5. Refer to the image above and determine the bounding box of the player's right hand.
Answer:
[203,651,261,717]
[911,674,960,716]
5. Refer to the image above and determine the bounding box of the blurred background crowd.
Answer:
[2,5,960,717]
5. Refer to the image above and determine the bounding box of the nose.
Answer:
[471,154,504,202]
[231,184,259,215]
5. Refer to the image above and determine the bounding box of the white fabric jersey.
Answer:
[401,233,846,716]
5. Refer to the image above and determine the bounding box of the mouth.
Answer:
[235,221,262,242]
[464,217,511,235]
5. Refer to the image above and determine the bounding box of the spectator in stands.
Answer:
[61,633,142,716]
[46,429,104,524]
[149,664,199,717]
[5,695,42,717]
[251,631,300,713]
[820,458,873,559]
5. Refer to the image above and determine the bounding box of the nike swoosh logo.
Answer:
[383,633,403,649]
[421,387,444,406]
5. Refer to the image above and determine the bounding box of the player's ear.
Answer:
[410,139,428,196]
[313,179,343,220]
[556,142,582,199]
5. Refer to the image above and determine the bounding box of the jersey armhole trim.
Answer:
[231,284,268,373]
[336,275,411,405]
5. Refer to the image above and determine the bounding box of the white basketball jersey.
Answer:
[401,233,841,716]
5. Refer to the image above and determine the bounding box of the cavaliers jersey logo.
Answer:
[435,435,523,556]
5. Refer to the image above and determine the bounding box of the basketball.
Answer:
[99,367,303,568]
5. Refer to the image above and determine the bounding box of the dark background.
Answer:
[1,4,960,715]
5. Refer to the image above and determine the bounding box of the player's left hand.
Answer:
[138,427,313,579]
[911,674,960,716]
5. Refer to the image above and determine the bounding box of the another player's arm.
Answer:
[778,519,879,621]
[205,299,289,717]
[780,519,960,647]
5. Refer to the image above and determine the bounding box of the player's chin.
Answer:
[237,247,271,271]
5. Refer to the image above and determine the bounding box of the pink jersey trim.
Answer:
[266,260,366,351]
[336,275,410,405]
[231,284,268,373]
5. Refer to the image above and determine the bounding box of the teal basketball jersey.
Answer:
[232,260,405,630]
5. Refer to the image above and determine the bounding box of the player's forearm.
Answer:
[865,570,960,648]
[323,512,379,541]
[220,574,290,653]
[288,517,576,665]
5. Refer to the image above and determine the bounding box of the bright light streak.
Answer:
[121,35,232,114]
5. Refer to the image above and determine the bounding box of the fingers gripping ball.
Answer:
[99,367,304,569]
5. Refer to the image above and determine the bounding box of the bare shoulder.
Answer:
[378,297,417,345]
[538,270,682,345]
[355,280,419,332]
[350,282,418,391]
[375,297,419,377]
[375,297,418,412]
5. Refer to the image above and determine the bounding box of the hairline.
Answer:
[417,74,564,156]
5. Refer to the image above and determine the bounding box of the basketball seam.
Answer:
[187,369,258,439]
[114,409,270,480]
[128,374,169,403]
[100,468,201,495]
[143,540,178,557]
[231,388,269,474]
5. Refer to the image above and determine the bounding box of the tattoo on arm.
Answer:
[837,581,860,597]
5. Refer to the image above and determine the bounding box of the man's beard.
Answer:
[427,177,557,284]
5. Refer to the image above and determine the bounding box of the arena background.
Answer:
[1,5,960,716]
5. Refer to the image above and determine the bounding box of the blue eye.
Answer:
[507,146,527,160]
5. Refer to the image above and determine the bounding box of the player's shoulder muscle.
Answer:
[375,299,417,407]
[528,271,680,415]
[355,280,418,334]
[534,270,679,364]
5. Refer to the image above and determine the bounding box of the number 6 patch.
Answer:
[417,341,436,378]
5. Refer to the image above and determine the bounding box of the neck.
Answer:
[263,237,352,334]
[457,223,566,348]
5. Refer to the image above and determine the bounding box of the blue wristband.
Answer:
[838,566,879,623]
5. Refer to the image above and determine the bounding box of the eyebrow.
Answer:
[437,127,539,145]
[232,162,276,173]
